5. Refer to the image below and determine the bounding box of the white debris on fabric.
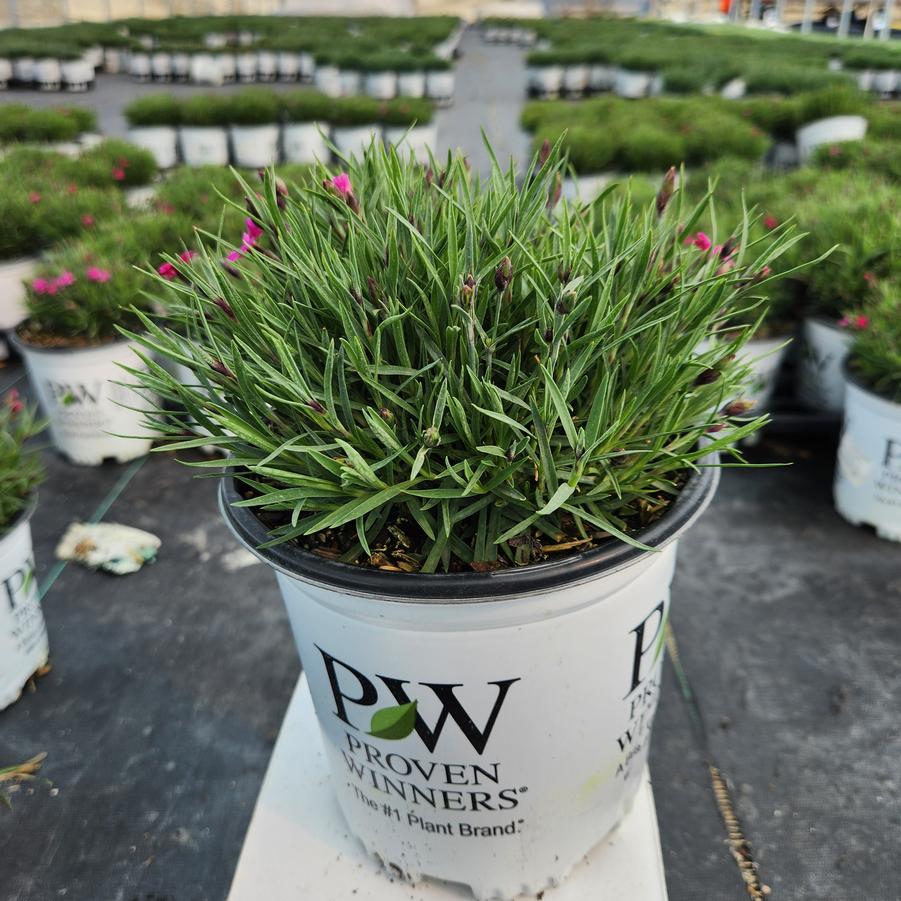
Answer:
[55,523,161,575]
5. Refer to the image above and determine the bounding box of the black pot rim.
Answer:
[219,451,721,603]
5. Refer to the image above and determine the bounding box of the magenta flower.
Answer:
[32,278,56,295]
[179,250,198,263]
[86,266,111,283]
[55,271,75,288]
[330,173,353,197]
[81,213,95,228]
[838,315,870,330]
[112,167,126,182]
[67,183,78,195]
[29,192,41,204]
[763,215,779,230]
[226,249,243,263]
[5,388,23,414]
[158,262,178,280]
[691,232,712,252]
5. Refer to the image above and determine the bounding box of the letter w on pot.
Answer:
[317,646,520,755]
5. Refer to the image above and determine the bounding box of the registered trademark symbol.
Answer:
[518,786,528,793]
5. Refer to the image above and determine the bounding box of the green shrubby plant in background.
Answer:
[849,289,901,402]
[0,105,96,144]
[0,393,43,534]
[125,142,804,573]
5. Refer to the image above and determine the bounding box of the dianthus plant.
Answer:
[127,141,806,573]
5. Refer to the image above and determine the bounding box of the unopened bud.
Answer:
[212,297,235,320]
[695,368,721,386]
[543,327,553,344]
[538,138,551,168]
[547,173,562,209]
[367,275,381,304]
[210,359,233,378]
[308,399,325,414]
[706,422,726,433]
[423,426,440,448]
[656,166,678,216]
[425,167,434,188]
[557,265,571,284]
[379,407,394,423]
[722,400,755,416]
[494,256,513,292]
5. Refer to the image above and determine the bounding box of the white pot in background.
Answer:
[238,31,255,47]
[383,123,438,165]
[0,257,35,361]
[614,68,654,99]
[14,337,156,465]
[220,458,719,901]
[562,63,589,96]
[236,52,257,83]
[283,121,329,163]
[796,115,868,162]
[0,507,49,712]
[83,45,104,70]
[124,185,156,209]
[589,63,616,92]
[150,52,172,82]
[277,51,300,81]
[396,70,426,98]
[720,77,747,99]
[103,48,122,74]
[737,335,790,410]
[171,52,190,82]
[62,59,94,91]
[190,53,223,86]
[231,125,280,168]
[339,68,362,96]
[0,58,11,88]
[365,70,397,100]
[426,70,455,105]
[257,50,277,82]
[856,69,874,91]
[204,32,227,49]
[872,69,899,94]
[560,172,610,204]
[216,53,236,84]
[35,58,62,91]
[128,52,151,82]
[797,317,854,413]
[180,126,229,166]
[13,57,35,84]
[332,124,381,161]
[127,126,178,169]
[527,65,563,98]
[298,52,315,82]
[315,64,342,98]
[835,376,901,542]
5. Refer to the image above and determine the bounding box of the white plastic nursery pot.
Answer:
[0,505,49,712]
[283,122,329,163]
[171,52,191,82]
[129,52,152,82]
[236,53,258,83]
[83,45,103,71]
[13,57,35,84]
[872,69,899,94]
[0,257,36,359]
[796,115,868,162]
[230,125,280,168]
[339,69,362,96]
[737,335,790,411]
[298,52,315,82]
[588,63,616,93]
[35,58,62,91]
[720,77,747,99]
[0,58,11,88]
[562,64,589,96]
[383,124,438,166]
[797,316,853,413]
[315,64,343,98]
[614,68,654,99]
[527,65,562,98]
[221,457,720,901]
[61,60,94,91]
[127,126,178,169]
[856,70,874,92]
[397,71,426,98]
[180,126,229,167]
[257,51,277,82]
[426,70,455,105]
[277,51,300,81]
[835,375,901,542]
[12,336,156,466]
[332,124,382,161]
[190,53,224,86]
[103,48,122,74]
[150,52,172,81]
[216,53,237,84]
[365,71,397,100]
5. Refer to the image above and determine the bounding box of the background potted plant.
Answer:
[179,94,231,167]
[380,97,436,165]
[834,289,901,542]
[229,88,281,169]
[394,52,427,99]
[795,86,870,161]
[0,394,48,712]
[526,50,564,99]
[424,56,454,106]
[282,90,331,164]
[124,94,181,169]
[361,51,398,101]
[313,49,342,98]
[124,145,798,900]
[330,96,382,160]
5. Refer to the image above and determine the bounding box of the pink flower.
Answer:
[763,215,779,230]
[32,278,56,295]
[81,214,95,228]
[855,315,869,329]
[330,173,353,197]
[55,271,75,288]
[863,272,875,284]
[158,202,175,215]
[179,250,197,263]
[158,262,178,280]
[828,145,842,158]
[838,315,870,330]
[226,249,243,263]
[5,388,24,414]
[86,266,111,283]
[112,167,126,182]
[67,183,78,195]
[29,192,41,204]
[691,232,712,252]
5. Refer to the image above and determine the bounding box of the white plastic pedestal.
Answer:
[228,675,669,901]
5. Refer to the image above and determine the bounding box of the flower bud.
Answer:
[210,359,233,378]
[367,275,381,304]
[722,400,755,416]
[308,399,325,414]
[538,138,551,168]
[557,265,571,284]
[656,166,678,216]
[543,327,554,344]
[695,368,721,386]
[379,407,394,423]
[494,256,513,293]
[212,297,235,320]
[423,426,440,448]
[547,172,562,209]
[706,423,726,433]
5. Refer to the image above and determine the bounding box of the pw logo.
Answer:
[317,646,520,755]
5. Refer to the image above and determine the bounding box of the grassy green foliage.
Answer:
[125,142,801,571]
[125,94,182,128]
[850,290,901,402]
[0,104,96,144]
[0,395,43,535]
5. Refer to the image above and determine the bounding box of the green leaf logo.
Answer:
[368,700,418,741]
[62,392,76,407]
